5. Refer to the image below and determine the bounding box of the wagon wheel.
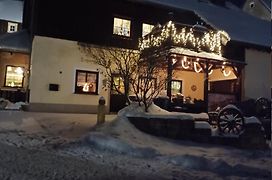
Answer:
[218,106,244,135]
[255,97,271,118]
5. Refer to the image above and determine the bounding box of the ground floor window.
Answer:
[171,80,182,96]
[75,70,99,95]
[4,65,24,88]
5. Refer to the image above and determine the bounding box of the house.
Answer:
[0,0,23,35]
[0,0,30,103]
[242,0,271,20]
[6,0,270,113]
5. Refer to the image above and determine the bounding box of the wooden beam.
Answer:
[167,55,173,101]
[203,62,209,113]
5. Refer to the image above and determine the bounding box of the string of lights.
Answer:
[139,21,230,56]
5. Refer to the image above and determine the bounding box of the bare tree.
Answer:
[131,56,169,112]
[79,42,171,112]
[78,43,140,105]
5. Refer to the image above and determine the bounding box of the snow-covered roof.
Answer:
[130,0,271,48]
[261,0,271,10]
[0,30,31,53]
[0,0,23,22]
[170,47,228,62]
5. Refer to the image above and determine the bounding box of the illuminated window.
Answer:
[7,22,18,33]
[142,23,154,37]
[113,17,131,37]
[4,65,24,87]
[171,80,182,95]
[112,75,124,94]
[75,70,99,94]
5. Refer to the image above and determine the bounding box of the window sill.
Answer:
[112,34,133,40]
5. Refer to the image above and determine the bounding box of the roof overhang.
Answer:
[0,30,31,54]
[170,47,246,66]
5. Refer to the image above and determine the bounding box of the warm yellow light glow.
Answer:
[172,58,177,65]
[208,64,213,75]
[7,66,12,71]
[83,83,89,92]
[181,56,190,69]
[113,17,131,37]
[15,67,24,75]
[194,62,202,73]
[139,21,230,56]
[222,66,232,77]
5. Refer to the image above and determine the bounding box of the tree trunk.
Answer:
[124,78,130,105]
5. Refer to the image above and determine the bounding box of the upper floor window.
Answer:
[75,70,99,95]
[142,23,154,37]
[4,65,25,87]
[113,17,131,37]
[7,22,18,33]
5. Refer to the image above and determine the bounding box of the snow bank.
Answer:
[148,103,209,120]
[125,103,209,121]
[84,132,159,158]
[0,98,26,110]
[79,103,271,179]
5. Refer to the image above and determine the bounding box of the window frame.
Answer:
[74,70,99,95]
[113,16,132,38]
[7,22,18,33]
[4,65,25,88]
[171,80,183,95]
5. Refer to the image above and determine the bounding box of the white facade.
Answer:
[244,49,271,99]
[29,36,110,113]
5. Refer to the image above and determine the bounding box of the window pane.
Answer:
[171,80,182,95]
[86,73,97,93]
[113,17,131,37]
[5,66,24,87]
[112,76,124,94]
[77,72,86,86]
[142,23,154,37]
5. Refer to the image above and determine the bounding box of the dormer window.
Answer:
[142,23,154,37]
[113,17,131,37]
[7,22,18,33]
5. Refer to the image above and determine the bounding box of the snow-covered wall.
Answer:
[29,36,110,113]
[244,49,271,99]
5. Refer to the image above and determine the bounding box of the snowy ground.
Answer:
[0,106,271,179]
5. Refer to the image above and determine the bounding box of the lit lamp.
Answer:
[221,65,231,77]
[181,56,190,69]
[83,83,89,92]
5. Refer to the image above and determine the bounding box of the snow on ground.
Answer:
[0,105,271,179]
[62,103,271,179]
[0,98,26,110]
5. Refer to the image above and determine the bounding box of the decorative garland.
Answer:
[139,21,230,56]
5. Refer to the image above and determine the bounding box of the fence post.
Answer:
[97,96,106,125]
